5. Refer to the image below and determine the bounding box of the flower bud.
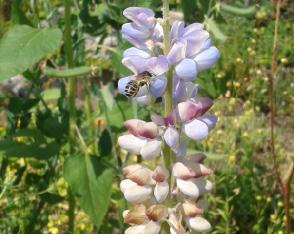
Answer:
[146,204,168,222]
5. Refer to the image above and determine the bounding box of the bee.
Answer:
[124,71,154,97]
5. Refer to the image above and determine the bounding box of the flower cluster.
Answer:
[117,6,219,234]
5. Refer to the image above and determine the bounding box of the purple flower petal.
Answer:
[134,95,152,105]
[198,115,217,130]
[118,76,132,94]
[138,122,159,139]
[163,126,179,149]
[117,75,148,97]
[122,23,153,40]
[150,75,167,97]
[122,33,148,50]
[170,21,185,44]
[178,100,200,122]
[175,58,197,81]
[173,77,199,103]
[123,47,151,58]
[123,7,155,28]
[182,119,209,140]
[124,119,146,136]
[182,23,204,38]
[150,113,165,126]
[167,41,187,64]
[122,56,149,74]
[194,46,220,71]
[185,31,210,58]
[147,55,169,75]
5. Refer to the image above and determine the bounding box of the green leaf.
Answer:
[0,139,59,159]
[205,17,227,42]
[44,66,92,78]
[101,85,115,111]
[220,3,256,17]
[42,88,61,101]
[0,25,62,81]
[98,129,112,157]
[64,155,113,229]
[11,0,32,26]
[181,0,197,22]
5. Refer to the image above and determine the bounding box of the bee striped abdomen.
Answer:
[125,80,139,97]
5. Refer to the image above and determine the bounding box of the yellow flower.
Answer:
[255,69,262,75]
[78,223,86,230]
[48,227,59,234]
[277,231,283,234]
[277,201,283,207]
[255,195,262,201]
[270,214,277,222]
[263,76,269,81]
[242,132,249,137]
[235,58,243,64]
[225,90,231,98]
[266,197,272,203]
[228,155,236,162]
[280,58,288,64]
[233,81,240,88]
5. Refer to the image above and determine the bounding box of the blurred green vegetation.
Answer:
[0,0,293,233]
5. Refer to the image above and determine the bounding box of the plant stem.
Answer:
[64,0,76,232]
[162,0,174,171]
[161,1,174,233]
[83,79,97,155]
[269,0,282,191]
[269,1,293,233]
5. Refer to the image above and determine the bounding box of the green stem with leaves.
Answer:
[64,0,76,232]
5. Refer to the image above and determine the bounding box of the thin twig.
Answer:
[270,1,293,233]
[269,0,282,191]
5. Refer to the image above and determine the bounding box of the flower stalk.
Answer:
[64,0,76,232]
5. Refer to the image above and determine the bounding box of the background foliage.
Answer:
[0,0,293,233]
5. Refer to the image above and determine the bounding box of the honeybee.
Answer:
[124,71,154,97]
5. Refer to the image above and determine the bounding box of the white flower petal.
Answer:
[125,225,146,234]
[175,58,197,81]
[182,119,209,141]
[143,221,161,234]
[118,134,147,154]
[163,126,179,149]
[176,178,213,198]
[194,46,220,71]
[140,140,162,160]
[124,184,152,203]
[154,181,169,203]
[120,179,137,193]
[185,216,212,233]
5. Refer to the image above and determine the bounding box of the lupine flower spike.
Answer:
[118,5,219,234]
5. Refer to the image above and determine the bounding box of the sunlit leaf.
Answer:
[0,25,62,81]
[64,155,113,229]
